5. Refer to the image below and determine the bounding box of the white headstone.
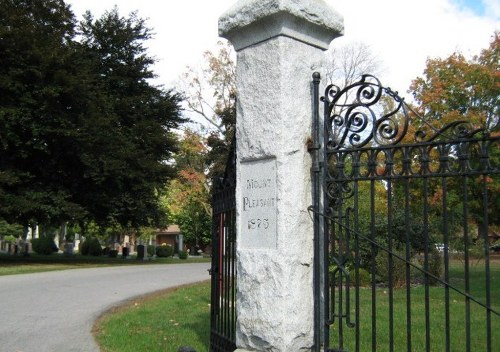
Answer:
[219,1,343,350]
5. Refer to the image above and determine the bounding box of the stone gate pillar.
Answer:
[219,1,343,351]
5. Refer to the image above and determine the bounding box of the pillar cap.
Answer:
[219,0,344,51]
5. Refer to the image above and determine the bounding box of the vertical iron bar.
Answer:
[227,211,233,340]
[322,77,332,350]
[226,211,231,342]
[335,206,344,349]
[423,175,431,352]
[217,213,223,336]
[338,266,344,350]
[330,221,336,342]
[225,212,229,343]
[219,213,224,336]
[324,218,331,350]
[370,178,377,352]
[230,208,236,342]
[404,176,412,352]
[387,179,394,352]
[481,174,491,352]
[442,177,450,352]
[463,175,471,352]
[345,207,353,331]
[210,211,219,347]
[224,213,229,339]
[220,213,225,337]
[311,72,323,352]
[354,177,361,352]
[323,185,330,347]
[220,213,225,339]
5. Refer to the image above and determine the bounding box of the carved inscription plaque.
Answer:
[240,158,277,249]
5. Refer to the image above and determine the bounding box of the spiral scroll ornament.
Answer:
[324,75,409,150]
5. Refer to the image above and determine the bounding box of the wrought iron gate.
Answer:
[311,73,499,351]
[210,143,237,352]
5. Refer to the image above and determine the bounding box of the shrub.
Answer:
[80,239,90,255]
[353,268,372,287]
[31,236,58,255]
[429,247,443,284]
[147,245,155,256]
[156,244,173,257]
[417,247,443,285]
[89,238,103,256]
[81,237,102,256]
[109,249,118,258]
[376,250,407,288]
[178,250,188,260]
[329,262,372,287]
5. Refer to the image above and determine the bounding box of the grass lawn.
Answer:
[0,253,210,276]
[335,258,500,351]
[94,258,499,352]
[93,281,211,352]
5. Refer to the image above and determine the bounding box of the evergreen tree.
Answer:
[76,7,184,228]
[0,0,86,226]
[0,2,184,231]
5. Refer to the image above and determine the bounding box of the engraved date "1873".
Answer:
[247,218,269,230]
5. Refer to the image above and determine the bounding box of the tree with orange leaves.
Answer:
[410,32,499,132]
[408,32,500,243]
[163,129,212,250]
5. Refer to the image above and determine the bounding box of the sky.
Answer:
[66,0,499,97]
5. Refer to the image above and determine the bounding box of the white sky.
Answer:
[67,0,499,96]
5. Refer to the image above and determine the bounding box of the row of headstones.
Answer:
[0,237,141,257]
[0,240,31,255]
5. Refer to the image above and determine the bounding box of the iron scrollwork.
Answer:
[323,74,409,150]
[323,74,499,206]
[323,74,494,152]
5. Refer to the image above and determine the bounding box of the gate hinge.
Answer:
[311,161,323,172]
[307,143,321,152]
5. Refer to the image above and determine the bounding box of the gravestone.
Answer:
[219,0,343,350]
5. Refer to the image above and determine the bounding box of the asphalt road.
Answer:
[0,263,210,352]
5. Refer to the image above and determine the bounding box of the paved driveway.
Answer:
[0,263,210,352]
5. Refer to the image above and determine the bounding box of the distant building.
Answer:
[156,225,183,252]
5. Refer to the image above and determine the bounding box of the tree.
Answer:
[0,219,23,238]
[0,2,184,235]
[172,42,238,250]
[180,41,236,185]
[408,32,500,240]
[163,129,211,249]
[0,0,87,227]
[76,7,184,229]
[410,32,499,131]
[325,41,382,88]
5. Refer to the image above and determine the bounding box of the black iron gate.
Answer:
[210,143,237,352]
[311,73,499,351]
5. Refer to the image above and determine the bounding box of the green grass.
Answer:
[335,259,500,351]
[0,253,211,276]
[94,281,211,352]
[94,259,499,352]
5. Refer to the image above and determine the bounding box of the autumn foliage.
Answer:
[410,32,499,132]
